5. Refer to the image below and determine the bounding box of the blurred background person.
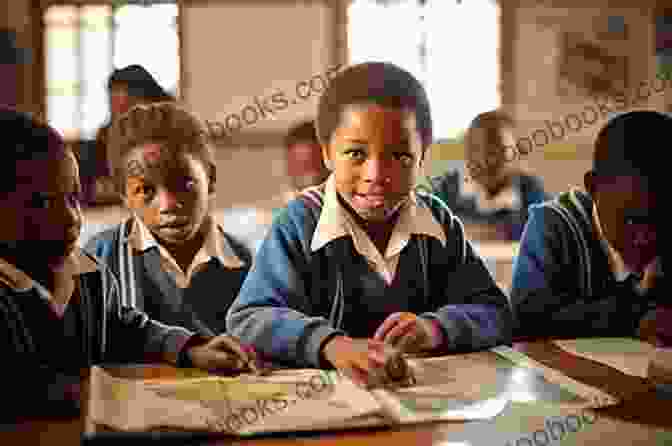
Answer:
[214,119,330,256]
[88,64,175,205]
[283,119,330,203]
[426,110,550,240]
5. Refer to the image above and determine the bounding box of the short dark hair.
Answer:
[592,111,669,184]
[316,62,433,152]
[285,120,319,148]
[107,102,215,195]
[464,110,515,154]
[108,64,174,102]
[0,107,71,195]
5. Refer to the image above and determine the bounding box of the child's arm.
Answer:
[510,207,643,339]
[226,207,347,369]
[0,309,81,419]
[421,223,514,352]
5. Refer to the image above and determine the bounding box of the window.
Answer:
[44,3,179,141]
[347,0,500,141]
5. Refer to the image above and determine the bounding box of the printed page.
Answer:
[88,366,383,435]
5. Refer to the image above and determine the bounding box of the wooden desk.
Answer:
[4,341,672,445]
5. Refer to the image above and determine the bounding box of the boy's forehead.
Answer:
[127,143,182,166]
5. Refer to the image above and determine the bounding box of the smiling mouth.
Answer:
[354,194,387,208]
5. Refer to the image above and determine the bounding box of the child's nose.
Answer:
[158,188,180,211]
[363,158,392,183]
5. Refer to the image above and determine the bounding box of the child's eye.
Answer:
[345,149,366,160]
[67,193,81,208]
[143,186,156,196]
[394,152,414,166]
[181,177,196,192]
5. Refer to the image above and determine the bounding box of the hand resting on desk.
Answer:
[374,311,443,353]
[186,334,259,375]
[320,336,415,389]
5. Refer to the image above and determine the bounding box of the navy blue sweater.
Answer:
[510,189,666,338]
[84,220,251,337]
[226,185,513,368]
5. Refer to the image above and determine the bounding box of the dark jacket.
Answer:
[226,184,513,368]
[0,250,198,419]
[510,189,666,338]
[427,170,551,240]
[84,219,252,337]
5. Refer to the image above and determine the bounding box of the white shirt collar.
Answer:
[310,174,446,255]
[129,215,245,270]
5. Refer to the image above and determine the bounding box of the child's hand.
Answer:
[186,334,259,374]
[320,336,411,388]
[373,312,442,353]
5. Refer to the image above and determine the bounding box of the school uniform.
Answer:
[510,188,666,339]
[427,169,550,240]
[226,175,512,368]
[84,216,251,337]
[0,249,201,419]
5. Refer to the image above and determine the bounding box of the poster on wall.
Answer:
[558,30,628,98]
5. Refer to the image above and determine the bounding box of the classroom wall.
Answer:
[6,0,672,203]
[502,0,671,194]
[181,0,347,210]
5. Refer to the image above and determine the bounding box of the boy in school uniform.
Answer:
[0,108,257,419]
[227,62,513,387]
[510,111,666,341]
[84,102,252,337]
[428,110,550,241]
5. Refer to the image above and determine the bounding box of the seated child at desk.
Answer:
[510,111,666,341]
[428,110,550,240]
[85,102,252,336]
[227,62,513,386]
[0,108,257,419]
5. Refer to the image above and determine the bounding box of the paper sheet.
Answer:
[89,367,382,435]
[87,349,616,435]
[88,356,512,435]
[553,338,654,378]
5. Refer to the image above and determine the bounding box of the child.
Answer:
[226,62,513,386]
[0,108,257,419]
[428,110,550,240]
[284,119,331,195]
[90,64,175,205]
[510,111,666,340]
[247,120,330,247]
[84,102,252,337]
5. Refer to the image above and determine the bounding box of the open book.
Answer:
[87,348,618,436]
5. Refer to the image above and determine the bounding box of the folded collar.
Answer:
[129,215,244,269]
[310,174,446,256]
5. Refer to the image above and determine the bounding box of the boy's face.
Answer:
[323,104,424,222]
[466,126,515,192]
[1,151,82,268]
[123,143,212,246]
[589,174,659,273]
[109,84,131,118]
